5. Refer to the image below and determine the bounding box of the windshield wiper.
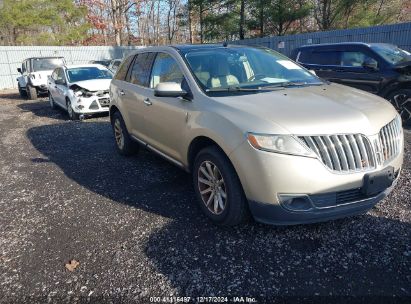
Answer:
[261,81,324,89]
[206,86,264,92]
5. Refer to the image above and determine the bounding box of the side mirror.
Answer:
[17,68,22,74]
[154,82,187,98]
[362,59,378,70]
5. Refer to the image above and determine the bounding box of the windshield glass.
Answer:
[185,47,323,92]
[32,58,64,72]
[371,44,411,65]
[66,67,113,82]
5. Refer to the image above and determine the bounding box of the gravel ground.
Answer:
[0,89,410,304]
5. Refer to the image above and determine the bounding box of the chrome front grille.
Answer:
[299,116,402,173]
[375,117,402,165]
[299,135,375,172]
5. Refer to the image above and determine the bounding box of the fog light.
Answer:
[279,195,313,211]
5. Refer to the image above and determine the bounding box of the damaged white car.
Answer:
[47,64,113,120]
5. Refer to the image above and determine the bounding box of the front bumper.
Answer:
[249,172,399,225]
[229,140,403,225]
[73,96,110,115]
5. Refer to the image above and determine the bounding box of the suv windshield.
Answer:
[32,58,64,72]
[185,47,323,92]
[371,44,411,65]
[66,67,113,83]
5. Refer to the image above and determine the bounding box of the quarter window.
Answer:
[114,56,133,81]
[150,53,184,88]
[300,50,340,65]
[127,53,155,87]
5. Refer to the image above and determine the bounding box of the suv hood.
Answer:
[69,79,111,92]
[212,83,398,136]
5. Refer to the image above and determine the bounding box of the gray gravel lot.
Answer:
[0,90,410,304]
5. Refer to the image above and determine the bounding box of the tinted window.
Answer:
[340,51,377,67]
[150,53,184,88]
[114,56,134,81]
[299,50,340,65]
[128,53,155,87]
[32,58,65,72]
[66,67,112,82]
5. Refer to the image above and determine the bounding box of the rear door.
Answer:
[296,48,341,80]
[112,52,155,141]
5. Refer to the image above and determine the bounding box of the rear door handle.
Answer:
[119,90,125,96]
[143,98,152,106]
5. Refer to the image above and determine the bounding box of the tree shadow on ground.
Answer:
[26,121,411,302]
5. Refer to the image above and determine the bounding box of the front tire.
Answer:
[18,84,27,98]
[26,84,37,100]
[388,89,411,125]
[111,111,138,156]
[49,92,56,109]
[192,146,249,226]
[66,100,79,120]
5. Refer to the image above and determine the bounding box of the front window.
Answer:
[66,67,113,83]
[371,44,411,65]
[185,47,323,93]
[32,58,65,72]
[150,53,184,88]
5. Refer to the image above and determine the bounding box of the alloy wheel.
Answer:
[114,119,124,150]
[197,160,227,215]
[392,93,411,122]
[67,101,73,118]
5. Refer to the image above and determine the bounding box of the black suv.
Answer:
[290,43,411,124]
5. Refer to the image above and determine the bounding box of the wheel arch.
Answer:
[187,136,231,173]
[109,105,120,123]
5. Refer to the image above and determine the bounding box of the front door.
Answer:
[143,52,193,162]
[332,50,384,94]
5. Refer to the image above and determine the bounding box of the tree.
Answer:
[0,0,89,45]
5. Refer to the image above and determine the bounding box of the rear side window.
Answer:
[127,53,155,87]
[114,56,133,81]
[299,50,340,65]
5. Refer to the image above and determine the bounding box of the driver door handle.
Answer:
[143,98,152,106]
[119,90,125,96]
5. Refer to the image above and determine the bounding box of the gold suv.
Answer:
[109,45,404,226]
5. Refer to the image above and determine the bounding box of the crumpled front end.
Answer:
[69,84,110,114]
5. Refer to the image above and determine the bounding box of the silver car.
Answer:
[109,44,404,226]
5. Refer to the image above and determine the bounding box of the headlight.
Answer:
[247,133,316,157]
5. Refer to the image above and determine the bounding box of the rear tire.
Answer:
[26,84,37,100]
[192,146,249,226]
[388,89,411,125]
[111,111,138,156]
